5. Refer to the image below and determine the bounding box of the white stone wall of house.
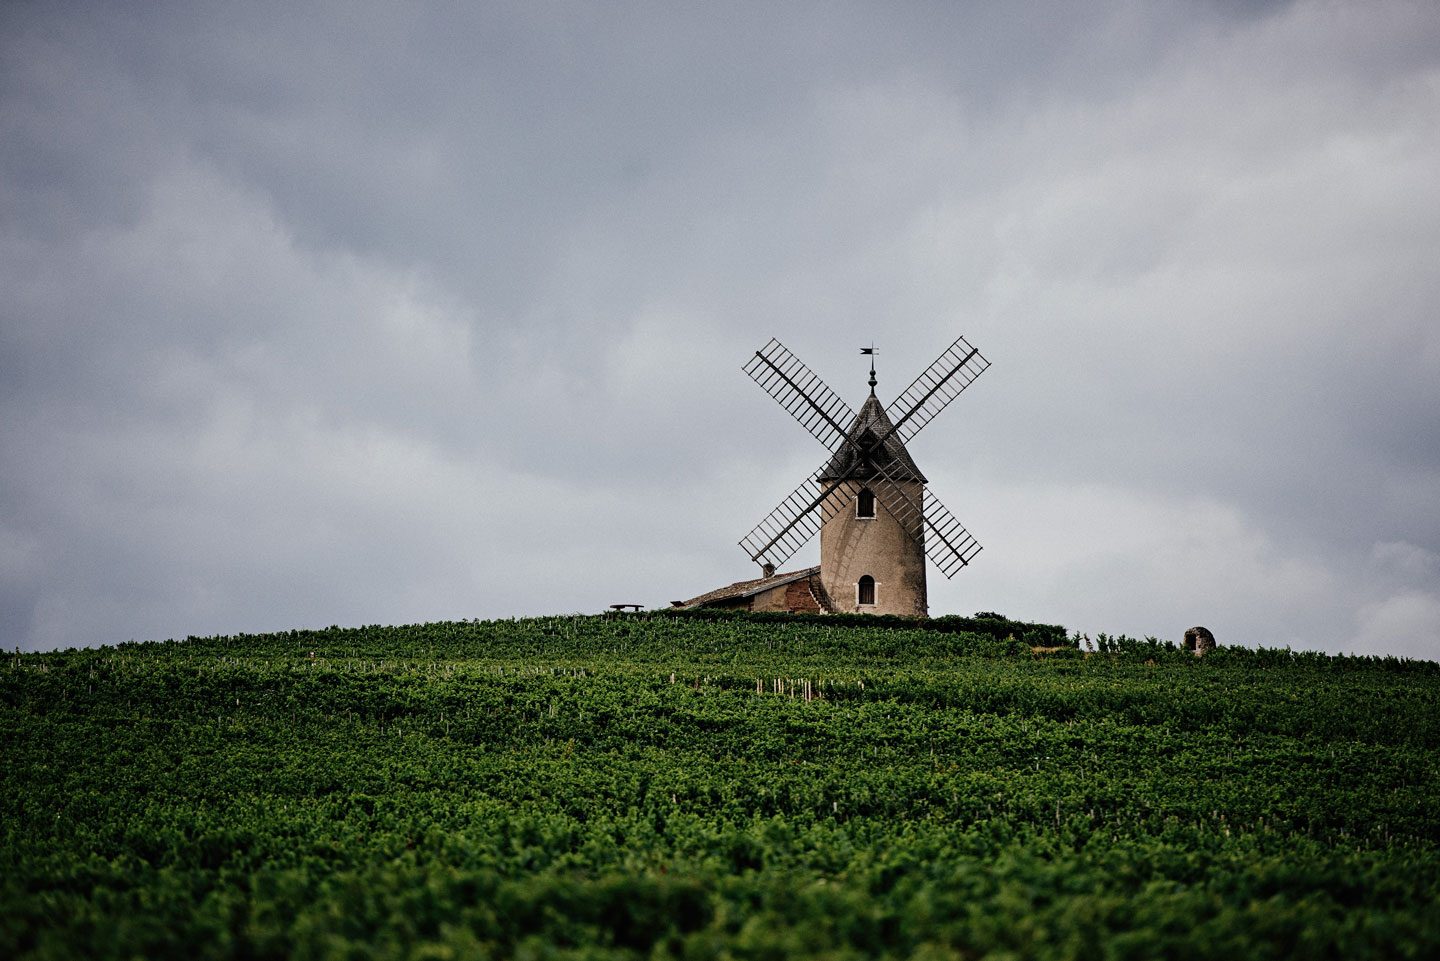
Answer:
[749,583,793,613]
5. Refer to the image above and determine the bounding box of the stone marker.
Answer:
[1184,626,1217,657]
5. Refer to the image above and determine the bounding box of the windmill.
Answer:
[737,336,990,616]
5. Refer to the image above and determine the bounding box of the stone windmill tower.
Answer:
[813,358,931,614]
[734,337,991,616]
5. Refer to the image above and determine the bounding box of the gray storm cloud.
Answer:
[2,0,1438,657]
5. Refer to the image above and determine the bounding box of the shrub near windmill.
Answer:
[679,338,990,616]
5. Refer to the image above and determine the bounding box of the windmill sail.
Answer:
[883,336,990,445]
[744,339,857,451]
[739,470,856,570]
[738,335,987,580]
[865,459,982,579]
[916,487,983,578]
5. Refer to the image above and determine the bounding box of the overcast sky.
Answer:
[3,1,1438,657]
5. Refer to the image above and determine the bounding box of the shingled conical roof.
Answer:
[817,393,927,483]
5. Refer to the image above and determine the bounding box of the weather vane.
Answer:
[861,345,878,392]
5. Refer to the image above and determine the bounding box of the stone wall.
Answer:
[819,480,928,617]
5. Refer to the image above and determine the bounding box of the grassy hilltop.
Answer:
[3,613,1439,960]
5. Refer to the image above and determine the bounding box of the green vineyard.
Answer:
[3,613,1438,959]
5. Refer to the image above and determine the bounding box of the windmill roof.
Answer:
[676,566,821,608]
[817,393,927,483]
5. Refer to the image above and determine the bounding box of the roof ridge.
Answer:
[678,566,821,608]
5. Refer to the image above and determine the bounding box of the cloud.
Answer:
[2,1,1438,655]
[1351,590,1440,660]
[1343,541,1440,659]
[935,480,1340,646]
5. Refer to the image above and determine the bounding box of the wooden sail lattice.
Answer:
[739,336,989,578]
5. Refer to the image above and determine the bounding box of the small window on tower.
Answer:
[856,488,876,518]
[858,575,876,606]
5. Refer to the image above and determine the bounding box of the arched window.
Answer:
[857,575,876,606]
[856,487,875,518]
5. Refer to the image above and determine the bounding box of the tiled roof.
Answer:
[817,393,927,483]
[678,566,822,608]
